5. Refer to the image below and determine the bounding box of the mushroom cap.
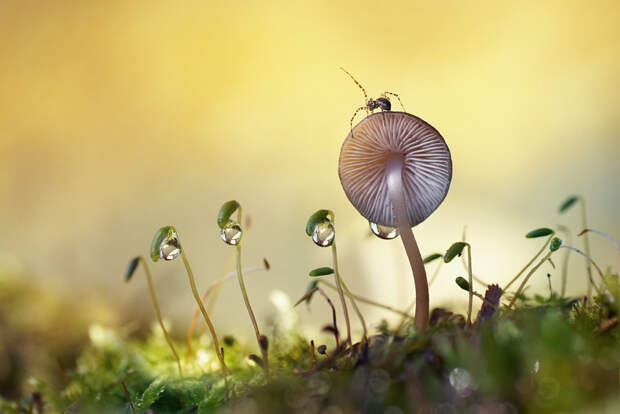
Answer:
[338,111,452,227]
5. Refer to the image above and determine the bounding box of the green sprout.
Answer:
[444,242,474,326]
[305,209,368,345]
[217,200,269,372]
[454,276,497,310]
[150,225,228,375]
[125,256,183,377]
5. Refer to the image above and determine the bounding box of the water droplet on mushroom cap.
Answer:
[220,221,243,245]
[339,112,452,227]
[369,221,399,239]
[312,219,335,247]
[159,231,181,261]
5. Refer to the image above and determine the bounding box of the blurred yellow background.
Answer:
[1,0,619,339]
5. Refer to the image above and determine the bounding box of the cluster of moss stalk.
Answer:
[118,193,616,388]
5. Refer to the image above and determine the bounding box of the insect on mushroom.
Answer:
[340,67,406,136]
[338,70,452,332]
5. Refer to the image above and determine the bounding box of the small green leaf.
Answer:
[125,257,140,281]
[305,209,332,236]
[455,276,470,291]
[444,242,468,263]
[526,228,554,238]
[559,196,579,213]
[150,226,176,262]
[309,267,334,277]
[423,253,443,264]
[550,237,562,252]
[217,200,240,229]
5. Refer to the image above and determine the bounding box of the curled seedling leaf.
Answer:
[309,267,335,277]
[444,242,468,263]
[125,257,140,282]
[150,226,178,262]
[305,209,333,236]
[526,228,554,238]
[455,276,470,291]
[559,196,579,213]
[550,237,563,252]
[248,354,265,368]
[217,200,240,229]
[423,253,443,264]
[294,281,319,306]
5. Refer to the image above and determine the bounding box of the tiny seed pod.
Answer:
[218,200,241,229]
[305,210,332,237]
[526,228,554,238]
[317,345,327,355]
[309,267,335,277]
[550,237,562,252]
[455,276,470,291]
[444,242,468,263]
[559,196,579,213]
[125,257,140,282]
[150,226,181,262]
[423,253,443,264]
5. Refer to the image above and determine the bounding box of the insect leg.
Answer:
[349,106,368,138]
[382,91,405,112]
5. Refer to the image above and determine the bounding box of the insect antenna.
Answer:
[340,67,369,106]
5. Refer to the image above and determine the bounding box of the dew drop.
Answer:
[159,231,182,261]
[220,221,243,245]
[312,219,335,247]
[369,222,399,239]
[449,367,472,395]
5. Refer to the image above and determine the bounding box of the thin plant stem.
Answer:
[235,244,266,363]
[557,225,572,297]
[428,260,443,287]
[580,198,593,301]
[186,262,268,358]
[138,257,183,377]
[507,251,553,309]
[579,228,620,259]
[120,381,136,414]
[504,235,553,292]
[316,287,340,347]
[330,237,352,346]
[319,279,413,320]
[328,277,368,341]
[558,245,606,292]
[461,227,489,287]
[181,251,228,374]
[466,245,473,327]
[233,206,268,372]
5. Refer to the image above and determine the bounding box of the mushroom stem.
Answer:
[331,239,353,346]
[386,156,429,332]
[138,257,183,377]
[181,251,228,375]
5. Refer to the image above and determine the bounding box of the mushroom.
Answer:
[338,111,452,331]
